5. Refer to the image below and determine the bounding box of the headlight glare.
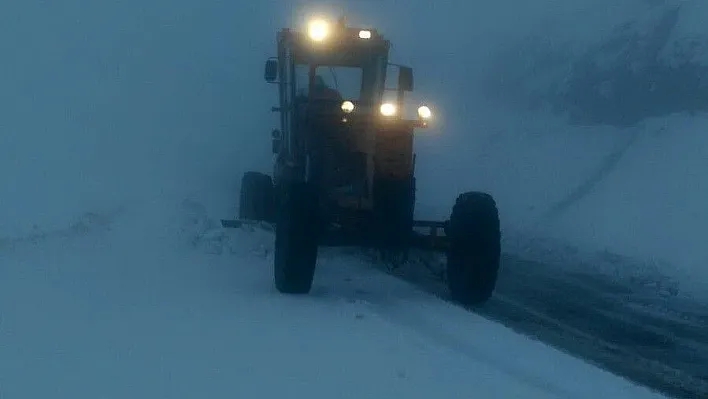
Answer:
[308,19,330,41]
[380,103,396,116]
[417,105,432,119]
[341,100,355,113]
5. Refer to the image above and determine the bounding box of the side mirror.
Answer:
[398,66,413,91]
[264,59,278,82]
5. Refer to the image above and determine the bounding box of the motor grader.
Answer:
[222,17,501,305]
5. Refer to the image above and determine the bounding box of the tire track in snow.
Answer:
[356,251,708,399]
[195,208,706,398]
[348,295,578,399]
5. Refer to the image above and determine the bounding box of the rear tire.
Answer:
[446,192,501,306]
[273,182,319,294]
[239,171,274,222]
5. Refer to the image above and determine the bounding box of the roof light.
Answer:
[358,30,372,39]
[308,19,330,41]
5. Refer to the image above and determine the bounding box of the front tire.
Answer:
[273,182,319,294]
[446,192,501,306]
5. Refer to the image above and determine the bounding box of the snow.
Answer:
[541,115,708,293]
[0,199,667,398]
[658,0,708,65]
[0,0,705,396]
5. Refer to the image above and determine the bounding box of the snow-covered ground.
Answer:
[1,0,706,396]
[2,0,706,297]
[0,198,667,398]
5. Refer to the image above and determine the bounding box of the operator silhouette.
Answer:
[311,75,342,102]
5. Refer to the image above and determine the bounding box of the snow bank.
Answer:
[543,115,708,295]
[0,197,667,399]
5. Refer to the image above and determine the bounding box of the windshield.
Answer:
[295,65,364,101]
[315,66,363,100]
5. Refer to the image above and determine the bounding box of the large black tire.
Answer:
[239,171,274,222]
[446,192,501,306]
[273,182,319,294]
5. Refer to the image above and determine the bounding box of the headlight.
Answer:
[307,19,330,41]
[380,103,396,116]
[341,100,355,113]
[358,30,372,39]
[417,105,432,119]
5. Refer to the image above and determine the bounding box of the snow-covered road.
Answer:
[369,248,708,399]
[0,199,669,399]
